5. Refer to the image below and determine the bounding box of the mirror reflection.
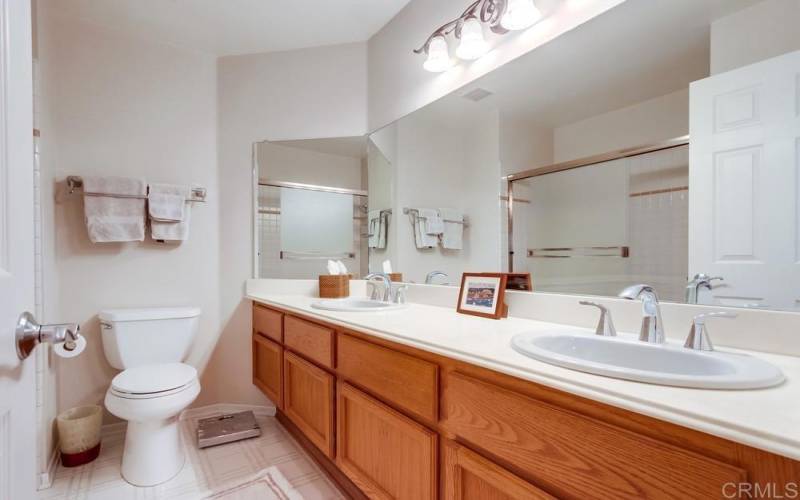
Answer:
[365,0,800,311]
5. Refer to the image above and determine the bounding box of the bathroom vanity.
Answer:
[248,293,800,500]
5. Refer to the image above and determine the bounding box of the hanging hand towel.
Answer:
[149,183,191,241]
[414,209,438,249]
[440,208,464,250]
[424,210,445,235]
[82,176,147,243]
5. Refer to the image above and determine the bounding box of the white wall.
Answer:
[553,89,689,163]
[37,9,219,423]
[367,0,626,131]
[710,0,800,75]
[390,100,502,284]
[258,142,364,190]
[201,44,368,407]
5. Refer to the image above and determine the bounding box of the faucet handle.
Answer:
[684,311,737,351]
[579,301,616,337]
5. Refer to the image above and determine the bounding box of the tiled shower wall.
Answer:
[257,185,368,279]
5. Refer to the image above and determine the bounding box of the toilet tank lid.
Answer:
[99,307,201,322]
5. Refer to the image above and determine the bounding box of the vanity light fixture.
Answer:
[456,16,489,60]
[414,0,543,72]
[501,0,542,30]
[423,35,453,73]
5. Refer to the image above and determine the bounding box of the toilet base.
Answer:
[121,416,185,486]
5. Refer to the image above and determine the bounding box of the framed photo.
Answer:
[457,273,508,319]
[505,273,533,292]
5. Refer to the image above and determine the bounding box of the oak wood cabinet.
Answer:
[442,440,554,500]
[252,333,282,408]
[283,351,335,458]
[251,302,800,500]
[337,382,437,500]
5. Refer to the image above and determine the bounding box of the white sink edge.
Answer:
[511,332,786,390]
[311,298,409,313]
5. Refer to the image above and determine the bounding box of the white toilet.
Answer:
[100,307,202,487]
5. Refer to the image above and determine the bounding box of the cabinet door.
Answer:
[283,351,335,457]
[252,334,282,408]
[337,383,437,500]
[443,441,554,500]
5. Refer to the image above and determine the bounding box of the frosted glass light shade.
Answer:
[501,0,542,31]
[423,36,452,72]
[456,16,489,60]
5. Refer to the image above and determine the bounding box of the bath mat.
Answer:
[201,466,302,500]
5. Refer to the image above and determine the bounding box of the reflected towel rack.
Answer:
[402,207,469,227]
[528,246,630,258]
[280,251,356,260]
[66,176,207,203]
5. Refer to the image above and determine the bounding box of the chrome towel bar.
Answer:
[66,175,207,203]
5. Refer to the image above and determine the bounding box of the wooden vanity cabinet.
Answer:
[251,302,800,500]
[337,382,438,500]
[252,333,282,408]
[442,440,555,500]
[283,351,335,458]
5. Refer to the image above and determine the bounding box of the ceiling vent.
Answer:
[461,88,494,102]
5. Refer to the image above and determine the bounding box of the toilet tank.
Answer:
[99,307,201,369]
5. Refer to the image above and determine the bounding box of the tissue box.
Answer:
[388,273,403,282]
[319,275,350,298]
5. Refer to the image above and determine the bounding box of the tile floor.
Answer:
[39,413,344,500]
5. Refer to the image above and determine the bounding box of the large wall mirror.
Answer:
[362,0,800,312]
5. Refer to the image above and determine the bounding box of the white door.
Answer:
[0,0,37,499]
[689,49,800,310]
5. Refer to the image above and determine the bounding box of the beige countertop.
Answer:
[247,292,800,462]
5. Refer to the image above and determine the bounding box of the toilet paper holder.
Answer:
[16,311,81,360]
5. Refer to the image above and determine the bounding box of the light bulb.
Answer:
[456,16,489,61]
[501,0,542,31]
[423,35,452,72]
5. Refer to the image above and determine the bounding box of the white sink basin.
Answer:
[311,298,407,312]
[511,331,784,389]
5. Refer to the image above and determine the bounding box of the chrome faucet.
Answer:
[684,311,736,351]
[365,272,393,302]
[685,274,723,304]
[618,284,665,344]
[425,271,449,285]
[579,301,617,337]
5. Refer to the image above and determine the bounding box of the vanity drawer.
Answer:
[283,351,335,458]
[442,440,555,500]
[442,372,746,500]
[337,383,437,500]
[337,333,438,423]
[253,304,283,342]
[284,315,335,369]
[252,334,282,408]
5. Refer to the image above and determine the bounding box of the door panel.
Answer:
[336,382,437,500]
[690,50,800,310]
[0,1,36,499]
[283,351,335,457]
[252,334,282,408]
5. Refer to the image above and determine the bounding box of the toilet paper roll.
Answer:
[53,334,87,359]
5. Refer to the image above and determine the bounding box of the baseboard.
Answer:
[180,403,276,421]
[36,444,60,491]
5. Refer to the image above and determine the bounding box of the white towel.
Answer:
[440,208,464,250]
[413,209,438,249]
[149,183,191,241]
[424,210,445,235]
[82,176,146,243]
[368,210,389,249]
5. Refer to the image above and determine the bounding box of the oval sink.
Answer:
[511,332,784,389]
[311,298,407,312]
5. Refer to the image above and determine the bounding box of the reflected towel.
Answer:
[440,208,463,250]
[414,208,438,249]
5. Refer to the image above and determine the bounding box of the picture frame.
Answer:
[457,273,508,320]
[505,273,533,292]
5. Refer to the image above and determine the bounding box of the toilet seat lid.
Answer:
[112,363,197,395]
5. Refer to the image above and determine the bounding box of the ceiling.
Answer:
[273,136,367,159]
[446,0,761,128]
[37,0,413,56]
